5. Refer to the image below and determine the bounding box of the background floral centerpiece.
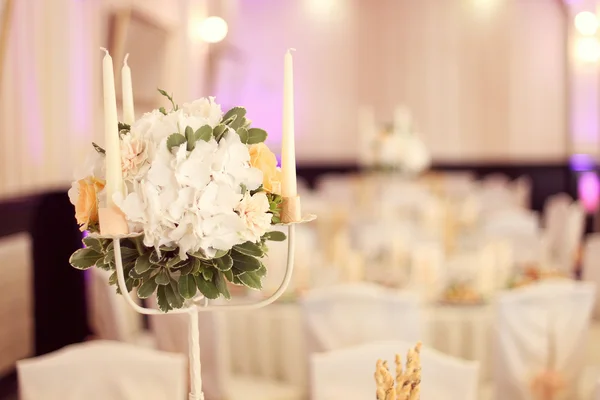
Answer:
[68,90,286,312]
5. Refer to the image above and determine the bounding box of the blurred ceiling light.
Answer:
[575,11,599,36]
[472,0,499,11]
[192,16,228,43]
[576,37,600,63]
[306,0,340,19]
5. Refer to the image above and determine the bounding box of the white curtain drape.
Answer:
[0,0,209,200]
[0,0,101,199]
[230,0,567,163]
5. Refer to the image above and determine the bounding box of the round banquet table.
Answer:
[223,302,492,390]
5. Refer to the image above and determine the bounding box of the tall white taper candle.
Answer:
[281,48,297,197]
[101,48,122,208]
[122,53,135,125]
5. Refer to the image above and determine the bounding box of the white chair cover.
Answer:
[542,193,573,262]
[300,283,422,352]
[87,268,149,345]
[17,340,186,400]
[583,234,600,319]
[555,202,585,274]
[492,281,596,400]
[311,341,480,400]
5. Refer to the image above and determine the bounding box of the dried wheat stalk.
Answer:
[374,342,422,400]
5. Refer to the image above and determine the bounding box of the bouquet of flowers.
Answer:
[68,90,287,312]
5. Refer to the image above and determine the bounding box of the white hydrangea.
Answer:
[115,99,271,259]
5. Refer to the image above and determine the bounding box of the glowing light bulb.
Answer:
[576,37,600,63]
[192,16,228,43]
[575,11,598,36]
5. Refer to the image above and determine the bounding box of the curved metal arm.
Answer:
[114,225,296,315]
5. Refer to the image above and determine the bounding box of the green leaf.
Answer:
[232,274,244,285]
[195,125,213,142]
[166,279,184,308]
[137,278,158,299]
[157,88,178,110]
[178,275,197,299]
[155,269,170,285]
[150,250,164,265]
[237,127,249,144]
[160,245,177,252]
[159,107,167,116]
[118,122,131,132]
[166,133,186,152]
[108,271,118,285]
[214,254,233,271]
[256,262,267,277]
[128,267,146,279]
[92,142,105,155]
[213,249,228,258]
[70,248,103,270]
[201,267,214,281]
[222,106,247,130]
[213,124,227,142]
[166,256,185,269]
[233,241,264,257]
[95,259,111,271]
[83,237,102,252]
[134,252,152,274]
[238,271,263,290]
[104,249,115,266]
[156,285,171,312]
[214,272,231,299]
[246,128,268,144]
[266,231,287,242]
[221,114,237,127]
[185,126,197,151]
[179,259,195,275]
[190,258,202,275]
[231,250,261,272]
[194,275,220,299]
[120,247,140,263]
[223,268,234,282]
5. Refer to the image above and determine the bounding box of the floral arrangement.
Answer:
[372,121,430,175]
[68,90,287,312]
[374,343,422,400]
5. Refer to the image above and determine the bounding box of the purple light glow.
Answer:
[578,172,600,213]
[570,153,595,172]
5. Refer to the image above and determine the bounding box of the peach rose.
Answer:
[73,176,105,231]
[249,143,281,194]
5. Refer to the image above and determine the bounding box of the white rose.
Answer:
[121,132,150,181]
[181,97,223,127]
[236,192,272,243]
[131,109,182,144]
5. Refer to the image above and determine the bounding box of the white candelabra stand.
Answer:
[113,224,298,400]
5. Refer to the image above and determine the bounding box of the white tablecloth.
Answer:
[223,302,492,389]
